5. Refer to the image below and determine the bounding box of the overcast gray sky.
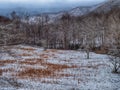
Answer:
[0,0,106,5]
[0,0,107,15]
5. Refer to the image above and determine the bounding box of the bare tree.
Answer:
[60,13,71,49]
[109,49,120,73]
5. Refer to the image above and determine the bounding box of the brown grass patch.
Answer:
[95,49,108,54]
[17,68,52,79]
[0,60,16,66]
[18,53,32,56]
[0,69,2,75]
[41,80,59,84]
[0,68,15,76]
[19,61,36,65]
[19,47,36,51]
[40,54,49,58]
[17,59,77,79]
[56,73,74,78]
[46,63,71,71]
[45,49,57,53]
[39,53,56,59]
[19,59,44,65]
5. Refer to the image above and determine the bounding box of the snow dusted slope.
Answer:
[29,1,107,23]
[69,6,93,16]
[44,5,102,23]
[94,0,120,13]
[68,5,101,16]
[49,5,102,20]
[25,0,120,23]
[51,0,120,19]
[0,45,120,90]
[49,0,120,21]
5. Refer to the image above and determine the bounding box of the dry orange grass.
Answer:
[18,53,32,56]
[19,61,37,65]
[0,60,16,66]
[19,59,44,65]
[17,58,77,79]
[46,63,72,71]
[39,53,56,59]
[0,60,16,76]
[19,47,36,51]
[17,68,52,79]
[94,49,108,54]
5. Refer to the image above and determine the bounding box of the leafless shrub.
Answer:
[108,49,120,73]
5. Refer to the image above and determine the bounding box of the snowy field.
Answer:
[0,45,120,90]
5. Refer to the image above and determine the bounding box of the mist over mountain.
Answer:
[0,0,106,17]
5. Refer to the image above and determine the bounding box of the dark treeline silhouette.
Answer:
[0,7,120,49]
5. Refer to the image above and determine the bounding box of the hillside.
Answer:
[48,0,120,21]
[0,45,120,90]
[94,0,120,13]
[0,16,11,24]
[0,0,120,90]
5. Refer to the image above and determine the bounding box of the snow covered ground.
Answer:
[0,45,120,90]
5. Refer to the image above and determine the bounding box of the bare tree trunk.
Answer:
[86,49,90,59]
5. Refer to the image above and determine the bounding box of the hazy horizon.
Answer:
[0,0,107,16]
[0,0,107,8]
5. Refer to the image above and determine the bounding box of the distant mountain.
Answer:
[48,0,120,22]
[0,1,107,17]
[94,0,120,13]
[0,0,111,23]
[0,2,94,17]
[46,3,105,23]
[68,5,101,16]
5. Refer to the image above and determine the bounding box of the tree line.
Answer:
[0,6,120,73]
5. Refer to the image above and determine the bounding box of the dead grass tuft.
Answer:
[41,80,59,84]
[40,54,49,58]
[55,73,74,78]
[80,64,109,69]
[46,63,71,71]
[17,59,77,79]
[17,68,52,79]
[39,53,56,59]
[94,49,108,54]
[0,69,2,75]
[19,59,44,65]
[0,60,16,66]
[2,68,14,72]
[18,53,32,56]
[0,68,15,76]
[45,49,57,53]
[19,47,36,51]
